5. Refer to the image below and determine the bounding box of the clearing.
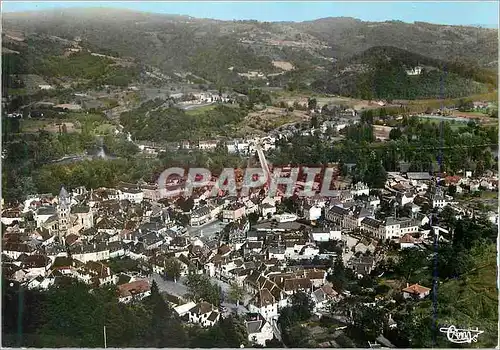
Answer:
[272,60,295,71]
[242,106,309,132]
[21,119,79,133]
[372,125,393,140]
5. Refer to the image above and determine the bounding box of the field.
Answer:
[20,113,116,135]
[242,106,309,132]
[21,119,79,133]
[184,104,218,116]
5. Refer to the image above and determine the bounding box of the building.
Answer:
[222,203,246,222]
[310,227,342,242]
[190,206,211,226]
[402,283,431,299]
[187,302,220,327]
[246,314,274,346]
[118,280,151,303]
[57,186,72,244]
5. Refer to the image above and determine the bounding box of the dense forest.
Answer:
[270,116,498,188]
[119,101,248,142]
[2,278,250,348]
[311,46,496,99]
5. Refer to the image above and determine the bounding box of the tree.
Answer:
[310,114,319,129]
[185,274,221,306]
[307,97,317,111]
[389,127,403,140]
[327,255,353,292]
[289,291,314,321]
[228,282,245,306]
[282,324,313,347]
[248,212,259,226]
[177,197,195,213]
[164,258,182,282]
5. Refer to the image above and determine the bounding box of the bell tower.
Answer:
[57,186,71,244]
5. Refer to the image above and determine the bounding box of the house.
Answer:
[174,301,197,317]
[351,182,370,197]
[70,206,94,229]
[399,233,416,249]
[18,254,52,280]
[118,280,151,303]
[325,206,349,225]
[311,284,339,312]
[3,242,36,260]
[261,203,276,218]
[304,205,322,221]
[429,191,448,209]
[248,288,281,320]
[187,302,220,327]
[198,140,218,151]
[267,245,286,260]
[398,192,415,206]
[402,283,431,299]
[222,203,246,222]
[349,256,375,276]
[190,205,211,226]
[310,226,342,242]
[246,314,274,346]
[120,188,144,204]
[1,209,24,226]
[75,261,117,287]
[360,217,384,239]
[383,217,420,240]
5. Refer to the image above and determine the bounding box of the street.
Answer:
[149,273,252,315]
[187,220,227,239]
[149,273,188,298]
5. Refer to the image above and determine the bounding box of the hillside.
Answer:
[2,9,498,93]
[310,46,497,99]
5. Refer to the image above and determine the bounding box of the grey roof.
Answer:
[71,206,90,214]
[191,205,210,218]
[406,172,432,180]
[37,207,56,216]
[247,320,264,334]
[59,186,71,209]
[361,217,382,228]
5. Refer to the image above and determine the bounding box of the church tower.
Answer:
[57,186,71,244]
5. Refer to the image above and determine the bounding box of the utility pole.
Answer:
[103,325,107,349]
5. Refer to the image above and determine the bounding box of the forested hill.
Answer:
[2,9,498,89]
[310,46,497,100]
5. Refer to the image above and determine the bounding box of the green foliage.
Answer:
[2,277,250,348]
[120,102,246,142]
[164,258,182,282]
[312,46,493,99]
[38,52,113,80]
[188,37,275,86]
[227,282,245,305]
[395,242,497,348]
[184,273,222,306]
[271,119,497,177]
[277,291,315,347]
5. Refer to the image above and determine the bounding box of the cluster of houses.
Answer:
[2,164,497,345]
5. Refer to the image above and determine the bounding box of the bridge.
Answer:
[255,143,273,190]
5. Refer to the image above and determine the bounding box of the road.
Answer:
[187,220,227,239]
[149,273,188,298]
[179,102,215,110]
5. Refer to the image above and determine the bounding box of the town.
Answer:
[2,3,499,349]
[2,126,498,346]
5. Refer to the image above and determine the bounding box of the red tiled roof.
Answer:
[399,233,415,244]
[118,280,150,297]
[402,283,430,295]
